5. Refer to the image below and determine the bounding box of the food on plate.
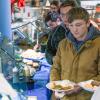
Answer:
[23,59,39,67]
[79,80,100,92]
[26,60,33,65]
[32,62,39,68]
[21,49,44,59]
[84,80,100,89]
[91,81,100,86]
[49,82,55,89]
[23,59,33,65]
[53,85,72,90]
[49,81,73,90]
[85,83,94,88]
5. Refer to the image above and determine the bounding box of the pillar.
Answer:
[0,0,12,40]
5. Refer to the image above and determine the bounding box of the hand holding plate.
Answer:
[64,85,82,95]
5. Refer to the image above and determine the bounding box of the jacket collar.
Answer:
[66,24,100,52]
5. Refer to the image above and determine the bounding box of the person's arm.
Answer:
[45,34,55,65]
[50,43,62,81]
[46,25,66,65]
[45,50,53,65]
[91,47,100,81]
[45,39,54,65]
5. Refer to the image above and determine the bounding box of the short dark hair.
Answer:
[60,0,77,8]
[45,12,60,22]
[67,7,90,23]
[50,0,59,7]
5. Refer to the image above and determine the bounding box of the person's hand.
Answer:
[55,91,66,98]
[33,44,40,51]
[54,84,82,99]
[54,85,82,98]
[64,85,82,95]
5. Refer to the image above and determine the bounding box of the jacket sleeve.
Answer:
[50,44,62,81]
[92,48,100,81]
[45,34,54,65]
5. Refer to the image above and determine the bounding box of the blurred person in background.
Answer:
[93,3,100,30]
[11,0,25,13]
[90,19,100,30]
[45,11,66,65]
[49,0,60,13]
[50,7,100,100]
[59,0,77,28]
[33,1,60,52]
[45,0,77,65]
[89,3,100,31]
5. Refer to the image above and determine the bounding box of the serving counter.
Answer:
[12,49,52,100]
[25,58,51,100]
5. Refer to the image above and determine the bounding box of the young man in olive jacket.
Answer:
[50,7,100,100]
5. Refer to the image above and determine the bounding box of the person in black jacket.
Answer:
[45,0,77,65]
[45,11,67,65]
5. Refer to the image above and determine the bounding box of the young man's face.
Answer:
[68,19,90,41]
[60,6,72,27]
[50,4,58,12]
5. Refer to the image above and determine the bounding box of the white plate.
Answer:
[46,80,75,92]
[78,80,98,92]
[91,86,100,100]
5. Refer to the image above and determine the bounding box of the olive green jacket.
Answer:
[50,25,100,100]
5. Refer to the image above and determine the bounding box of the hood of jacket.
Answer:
[66,24,100,52]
